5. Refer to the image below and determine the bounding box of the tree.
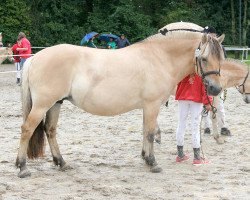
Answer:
[86,0,155,42]
[230,0,237,44]
[0,0,248,47]
[0,0,31,44]
[242,0,248,46]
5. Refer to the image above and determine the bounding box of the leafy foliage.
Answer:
[0,0,249,46]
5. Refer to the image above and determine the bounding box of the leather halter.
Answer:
[237,66,250,95]
[195,43,221,79]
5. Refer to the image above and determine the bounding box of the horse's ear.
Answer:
[201,33,208,44]
[217,34,225,44]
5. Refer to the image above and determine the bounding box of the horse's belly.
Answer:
[72,89,142,116]
[74,98,142,116]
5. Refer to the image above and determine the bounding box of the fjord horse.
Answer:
[0,47,13,64]
[16,22,225,177]
[208,59,250,142]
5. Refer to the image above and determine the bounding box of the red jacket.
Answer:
[11,43,20,63]
[19,37,32,58]
[175,74,213,105]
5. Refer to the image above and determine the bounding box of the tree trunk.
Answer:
[242,0,248,46]
[230,0,236,45]
[242,0,248,59]
[231,0,239,58]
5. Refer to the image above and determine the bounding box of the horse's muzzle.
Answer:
[207,85,222,96]
[203,77,222,96]
[205,81,222,96]
[243,94,250,104]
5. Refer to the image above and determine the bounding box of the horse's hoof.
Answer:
[141,150,146,160]
[18,169,31,178]
[155,138,161,144]
[145,154,156,166]
[60,163,73,171]
[214,137,225,144]
[221,127,231,136]
[150,166,162,173]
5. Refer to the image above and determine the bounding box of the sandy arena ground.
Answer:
[0,64,250,200]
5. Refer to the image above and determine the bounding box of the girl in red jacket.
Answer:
[175,73,212,165]
[11,40,21,84]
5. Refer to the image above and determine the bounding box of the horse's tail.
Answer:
[22,57,45,159]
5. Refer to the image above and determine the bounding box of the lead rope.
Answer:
[200,104,211,159]
[220,89,227,103]
[199,87,217,159]
[200,115,205,159]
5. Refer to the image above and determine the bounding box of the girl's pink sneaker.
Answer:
[193,158,211,166]
[176,154,190,163]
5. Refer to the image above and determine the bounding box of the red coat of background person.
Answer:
[19,37,32,58]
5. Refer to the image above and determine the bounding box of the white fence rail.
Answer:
[224,46,249,62]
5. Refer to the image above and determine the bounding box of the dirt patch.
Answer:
[0,64,250,199]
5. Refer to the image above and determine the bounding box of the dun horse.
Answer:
[16,22,225,178]
[207,59,250,142]
[0,47,13,64]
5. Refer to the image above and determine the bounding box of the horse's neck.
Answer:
[221,61,248,88]
[0,48,12,64]
[156,38,198,83]
[0,57,7,64]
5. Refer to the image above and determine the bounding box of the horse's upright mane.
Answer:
[142,22,224,61]
[158,22,204,40]
[143,22,204,43]
[159,22,204,33]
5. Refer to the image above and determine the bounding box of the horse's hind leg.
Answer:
[154,123,161,144]
[45,103,71,171]
[141,102,162,173]
[16,108,47,178]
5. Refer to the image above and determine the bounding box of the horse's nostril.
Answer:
[208,85,222,96]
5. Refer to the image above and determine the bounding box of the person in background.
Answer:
[0,32,3,47]
[86,36,97,48]
[16,32,32,69]
[203,26,231,136]
[107,37,117,49]
[115,34,130,49]
[175,73,212,165]
[11,39,21,84]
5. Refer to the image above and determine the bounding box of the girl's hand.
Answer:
[204,104,212,111]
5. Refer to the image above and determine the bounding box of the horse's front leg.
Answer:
[211,97,224,144]
[141,102,162,173]
[211,115,219,139]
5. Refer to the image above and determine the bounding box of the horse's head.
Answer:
[0,47,13,64]
[237,67,250,103]
[195,34,225,96]
[242,94,250,103]
[6,47,13,61]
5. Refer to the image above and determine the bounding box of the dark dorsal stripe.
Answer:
[159,28,205,36]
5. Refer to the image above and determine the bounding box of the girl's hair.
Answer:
[18,32,26,40]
